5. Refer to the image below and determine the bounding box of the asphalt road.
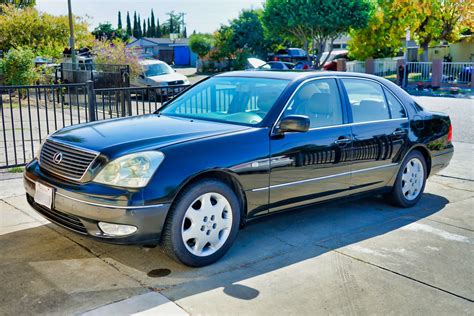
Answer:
[0,95,472,315]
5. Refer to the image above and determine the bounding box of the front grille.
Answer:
[168,80,184,85]
[39,139,99,181]
[27,194,87,234]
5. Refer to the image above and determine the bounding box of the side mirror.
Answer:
[276,115,310,134]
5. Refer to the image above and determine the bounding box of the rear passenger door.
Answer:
[340,78,410,193]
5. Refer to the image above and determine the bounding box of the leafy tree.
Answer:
[395,0,473,61]
[0,47,37,85]
[212,25,234,60]
[263,0,371,68]
[0,0,35,9]
[350,0,473,61]
[92,22,128,42]
[0,4,94,58]
[165,11,185,36]
[126,11,132,36]
[189,33,213,58]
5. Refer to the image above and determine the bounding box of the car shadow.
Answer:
[1,192,449,309]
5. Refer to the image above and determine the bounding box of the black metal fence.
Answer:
[0,81,189,169]
[60,63,130,89]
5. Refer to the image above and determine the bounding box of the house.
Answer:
[126,37,197,66]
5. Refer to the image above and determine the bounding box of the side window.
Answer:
[342,79,390,123]
[284,79,343,128]
[271,63,283,70]
[384,89,407,118]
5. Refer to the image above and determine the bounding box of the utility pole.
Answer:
[67,0,76,64]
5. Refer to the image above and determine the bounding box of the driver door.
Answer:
[269,78,352,212]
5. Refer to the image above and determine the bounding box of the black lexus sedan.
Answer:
[24,71,454,266]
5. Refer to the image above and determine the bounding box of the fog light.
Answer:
[98,222,137,236]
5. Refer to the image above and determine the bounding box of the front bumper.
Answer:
[24,160,171,245]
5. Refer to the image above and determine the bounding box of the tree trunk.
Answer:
[419,42,429,62]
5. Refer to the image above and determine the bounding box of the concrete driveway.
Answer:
[0,96,473,315]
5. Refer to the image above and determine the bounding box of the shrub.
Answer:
[91,39,141,78]
[0,47,37,86]
[189,33,213,58]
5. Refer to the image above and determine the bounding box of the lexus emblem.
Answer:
[52,152,63,164]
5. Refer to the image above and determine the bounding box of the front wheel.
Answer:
[390,150,427,207]
[160,179,241,267]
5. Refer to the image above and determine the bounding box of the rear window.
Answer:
[342,79,390,123]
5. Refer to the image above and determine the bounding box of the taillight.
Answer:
[274,57,279,61]
[447,123,453,143]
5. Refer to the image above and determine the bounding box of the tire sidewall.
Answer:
[168,180,241,267]
[393,150,427,207]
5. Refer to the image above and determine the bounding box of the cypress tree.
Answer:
[138,14,142,38]
[156,18,162,37]
[117,11,122,30]
[126,11,132,36]
[183,26,187,38]
[147,18,151,37]
[133,11,138,38]
[143,19,146,38]
[150,9,156,37]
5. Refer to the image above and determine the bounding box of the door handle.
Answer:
[334,137,351,147]
[392,129,406,137]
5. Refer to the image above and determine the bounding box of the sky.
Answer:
[36,0,264,34]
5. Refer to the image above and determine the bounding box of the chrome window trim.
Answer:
[272,75,410,134]
[251,163,399,192]
[307,117,408,132]
[339,76,410,122]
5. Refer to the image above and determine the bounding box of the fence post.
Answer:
[396,59,405,87]
[365,57,374,75]
[86,80,96,122]
[471,67,474,88]
[431,59,442,87]
[336,59,347,72]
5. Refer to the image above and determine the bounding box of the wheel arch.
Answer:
[170,169,248,226]
[404,145,432,177]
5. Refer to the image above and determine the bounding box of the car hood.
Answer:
[147,73,187,83]
[50,114,249,157]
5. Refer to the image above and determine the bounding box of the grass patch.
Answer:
[8,166,24,173]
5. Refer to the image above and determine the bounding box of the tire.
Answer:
[390,150,427,208]
[160,179,241,267]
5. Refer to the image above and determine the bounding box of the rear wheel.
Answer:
[160,179,241,267]
[390,150,427,207]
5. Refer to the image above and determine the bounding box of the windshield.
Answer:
[144,63,174,77]
[160,77,290,126]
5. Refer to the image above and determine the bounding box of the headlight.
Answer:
[93,151,164,188]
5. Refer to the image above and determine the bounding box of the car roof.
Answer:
[216,70,384,82]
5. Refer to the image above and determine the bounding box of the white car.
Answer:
[134,60,190,88]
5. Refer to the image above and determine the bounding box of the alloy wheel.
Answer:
[181,192,233,257]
